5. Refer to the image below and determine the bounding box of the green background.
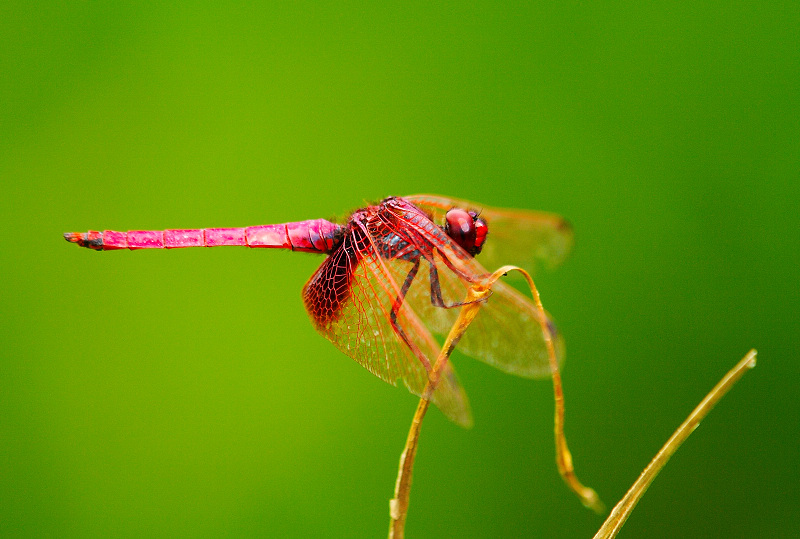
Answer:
[2,2,797,537]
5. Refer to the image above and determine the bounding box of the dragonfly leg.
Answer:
[389,257,432,371]
[428,260,488,310]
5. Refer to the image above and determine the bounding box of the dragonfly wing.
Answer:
[302,229,473,427]
[403,251,564,379]
[461,279,565,379]
[406,194,574,275]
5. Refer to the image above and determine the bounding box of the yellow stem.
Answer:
[486,265,604,512]
[594,349,757,539]
[388,285,490,539]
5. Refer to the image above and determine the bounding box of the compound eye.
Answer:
[472,217,488,255]
[445,208,478,255]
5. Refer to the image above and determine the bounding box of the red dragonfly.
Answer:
[65,195,572,426]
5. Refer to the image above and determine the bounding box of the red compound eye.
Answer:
[444,208,488,256]
[472,215,488,255]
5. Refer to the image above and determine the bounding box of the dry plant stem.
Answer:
[593,349,758,539]
[388,285,490,539]
[492,265,605,513]
[388,263,606,537]
[388,398,429,539]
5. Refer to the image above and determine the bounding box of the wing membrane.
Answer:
[402,250,564,379]
[385,199,565,378]
[406,194,574,275]
[302,195,569,427]
[303,225,473,427]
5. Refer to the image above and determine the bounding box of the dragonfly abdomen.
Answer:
[64,219,343,254]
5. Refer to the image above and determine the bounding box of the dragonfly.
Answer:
[65,195,573,427]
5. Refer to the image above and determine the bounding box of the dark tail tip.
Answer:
[64,232,82,244]
[64,231,104,250]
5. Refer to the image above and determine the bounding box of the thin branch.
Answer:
[388,285,490,539]
[487,265,604,513]
[593,349,758,539]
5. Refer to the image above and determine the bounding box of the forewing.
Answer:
[406,194,574,274]
[302,229,473,427]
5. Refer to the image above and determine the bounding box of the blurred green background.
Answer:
[2,2,797,538]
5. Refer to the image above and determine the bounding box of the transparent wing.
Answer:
[302,228,473,427]
[402,249,565,379]
[406,194,574,275]
[383,198,565,379]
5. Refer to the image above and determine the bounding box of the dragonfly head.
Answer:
[444,208,488,257]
